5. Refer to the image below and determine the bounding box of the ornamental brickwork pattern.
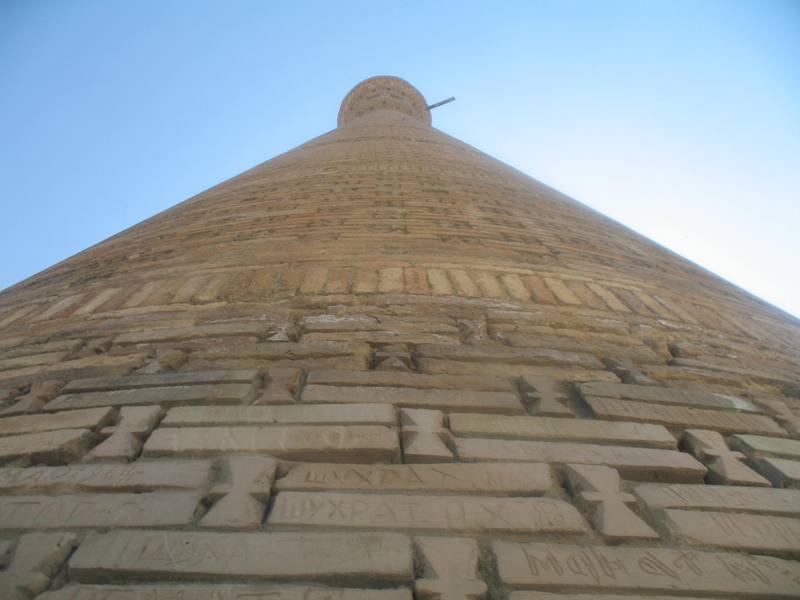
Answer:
[0,76,799,599]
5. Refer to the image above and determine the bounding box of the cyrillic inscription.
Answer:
[276,462,551,495]
[493,541,800,597]
[68,529,413,584]
[0,460,211,494]
[269,491,587,535]
[0,493,200,529]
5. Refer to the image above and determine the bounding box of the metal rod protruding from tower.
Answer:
[427,97,456,110]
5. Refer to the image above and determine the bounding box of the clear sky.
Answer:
[2,1,798,318]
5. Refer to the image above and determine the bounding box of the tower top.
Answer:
[337,76,431,127]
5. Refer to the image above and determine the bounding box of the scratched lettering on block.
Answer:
[39,584,414,600]
[0,493,201,529]
[634,483,800,516]
[268,492,587,535]
[493,541,800,597]
[276,463,552,495]
[68,529,413,584]
[143,426,399,462]
[661,509,800,557]
[0,460,211,494]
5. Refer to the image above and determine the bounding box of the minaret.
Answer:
[0,77,799,599]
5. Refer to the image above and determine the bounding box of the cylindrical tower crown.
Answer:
[337,75,431,127]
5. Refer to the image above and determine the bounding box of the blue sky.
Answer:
[2,1,798,318]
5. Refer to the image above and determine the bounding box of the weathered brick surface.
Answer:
[0,75,797,597]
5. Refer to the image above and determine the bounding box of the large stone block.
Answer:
[68,529,413,584]
[143,425,399,462]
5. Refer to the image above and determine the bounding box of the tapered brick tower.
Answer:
[1,76,799,599]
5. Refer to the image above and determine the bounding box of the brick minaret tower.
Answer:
[0,76,799,599]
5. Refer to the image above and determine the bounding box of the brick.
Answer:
[68,529,413,584]
[543,277,581,305]
[427,268,453,295]
[730,434,800,459]
[416,344,603,369]
[404,267,430,294]
[254,367,301,404]
[0,429,95,466]
[661,509,800,556]
[449,413,676,448]
[163,403,396,427]
[580,382,761,412]
[400,408,453,462]
[45,382,257,411]
[493,541,800,596]
[0,407,114,437]
[456,438,706,482]
[682,428,769,486]
[448,270,480,297]
[40,585,413,600]
[379,267,404,293]
[277,462,552,495]
[269,491,587,535]
[143,425,399,462]
[582,396,785,435]
[200,456,277,529]
[0,532,78,599]
[0,492,200,529]
[501,273,531,302]
[86,405,164,462]
[415,536,487,600]
[586,283,630,312]
[634,482,800,516]
[0,353,148,388]
[0,460,211,494]
[565,464,658,541]
[522,275,557,304]
[62,369,260,393]
[757,457,800,488]
[114,322,267,344]
[474,272,506,298]
[520,376,573,416]
[307,369,514,392]
[302,384,523,414]
[353,269,378,293]
[299,267,328,294]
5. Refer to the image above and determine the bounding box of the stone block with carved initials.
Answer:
[268,491,588,535]
[68,529,414,584]
[565,463,658,542]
